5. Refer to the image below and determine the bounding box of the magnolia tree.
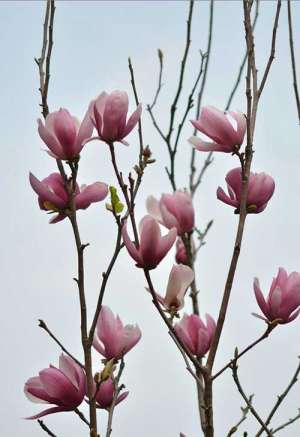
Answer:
[24,1,300,436]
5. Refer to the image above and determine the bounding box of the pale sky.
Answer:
[1,1,300,436]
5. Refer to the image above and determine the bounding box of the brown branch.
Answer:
[68,211,97,437]
[166,0,194,143]
[189,0,214,195]
[37,420,57,437]
[212,323,276,380]
[257,1,281,98]
[38,319,84,368]
[226,395,254,436]
[128,57,144,161]
[231,361,273,436]
[105,359,125,437]
[202,3,261,434]
[173,52,206,158]
[149,49,164,110]
[88,225,123,345]
[272,408,300,434]
[255,357,300,436]
[287,0,300,123]
[35,0,66,181]
[225,0,259,111]
[74,408,90,427]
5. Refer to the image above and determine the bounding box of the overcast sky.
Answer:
[1,1,300,436]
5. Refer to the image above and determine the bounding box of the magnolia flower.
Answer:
[147,190,195,235]
[38,107,93,160]
[93,306,141,360]
[175,238,189,265]
[90,91,142,145]
[253,268,300,324]
[174,313,216,357]
[156,264,194,311]
[29,172,108,223]
[217,167,275,213]
[24,354,85,419]
[122,215,177,269]
[93,378,128,410]
[189,106,246,153]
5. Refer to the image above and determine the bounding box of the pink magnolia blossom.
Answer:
[24,354,85,419]
[174,313,216,357]
[92,378,129,410]
[29,172,108,223]
[93,306,141,360]
[156,264,194,311]
[122,215,177,269]
[147,191,195,235]
[38,107,93,160]
[175,238,189,265]
[217,167,275,213]
[253,268,300,324]
[90,91,142,145]
[189,106,246,153]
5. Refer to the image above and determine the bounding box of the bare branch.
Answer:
[149,49,164,110]
[88,226,123,345]
[105,359,125,437]
[189,0,214,195]
[128,57,144,160]
[225,0,260,111]
[257,1,281,98]
[255,357,300,436]
[166,0,194,143]
[287,0,300,123]
[212,323,276,380]
[272,408,300,434]
[231,361,273,436]
[226,395,254,436]
[38,319,84,368]
[37,420,57,437]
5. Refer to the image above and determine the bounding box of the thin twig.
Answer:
[166,0,194,143]
[88,226,123,345]
[287,0,300,123]
[75,408,90,427]
[189,0,214,195]
[35,0,66,180]
[212,323,276,380]
[105,359,125,437]
[37,420,57,437]
[257,1,281,98]
[128,57,144,161]
[272,408,300,434]
[231,361,273,436]
[149,49,164,110]
[226,395,254,436]
[255,357,300,436]
[225,0,260,111]
[69,211,98,437]
[38,319,84,368]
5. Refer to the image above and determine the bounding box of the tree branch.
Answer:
[255,357,300,436]
[257,1,281,98]
[231,360,273,436]
[38,319,84,368]
[212,323,276,380]
[226,395,254,436]
[37,420,57,437]
[287,0,300,123]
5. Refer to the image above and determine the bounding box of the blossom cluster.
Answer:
[26,91,300,429]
